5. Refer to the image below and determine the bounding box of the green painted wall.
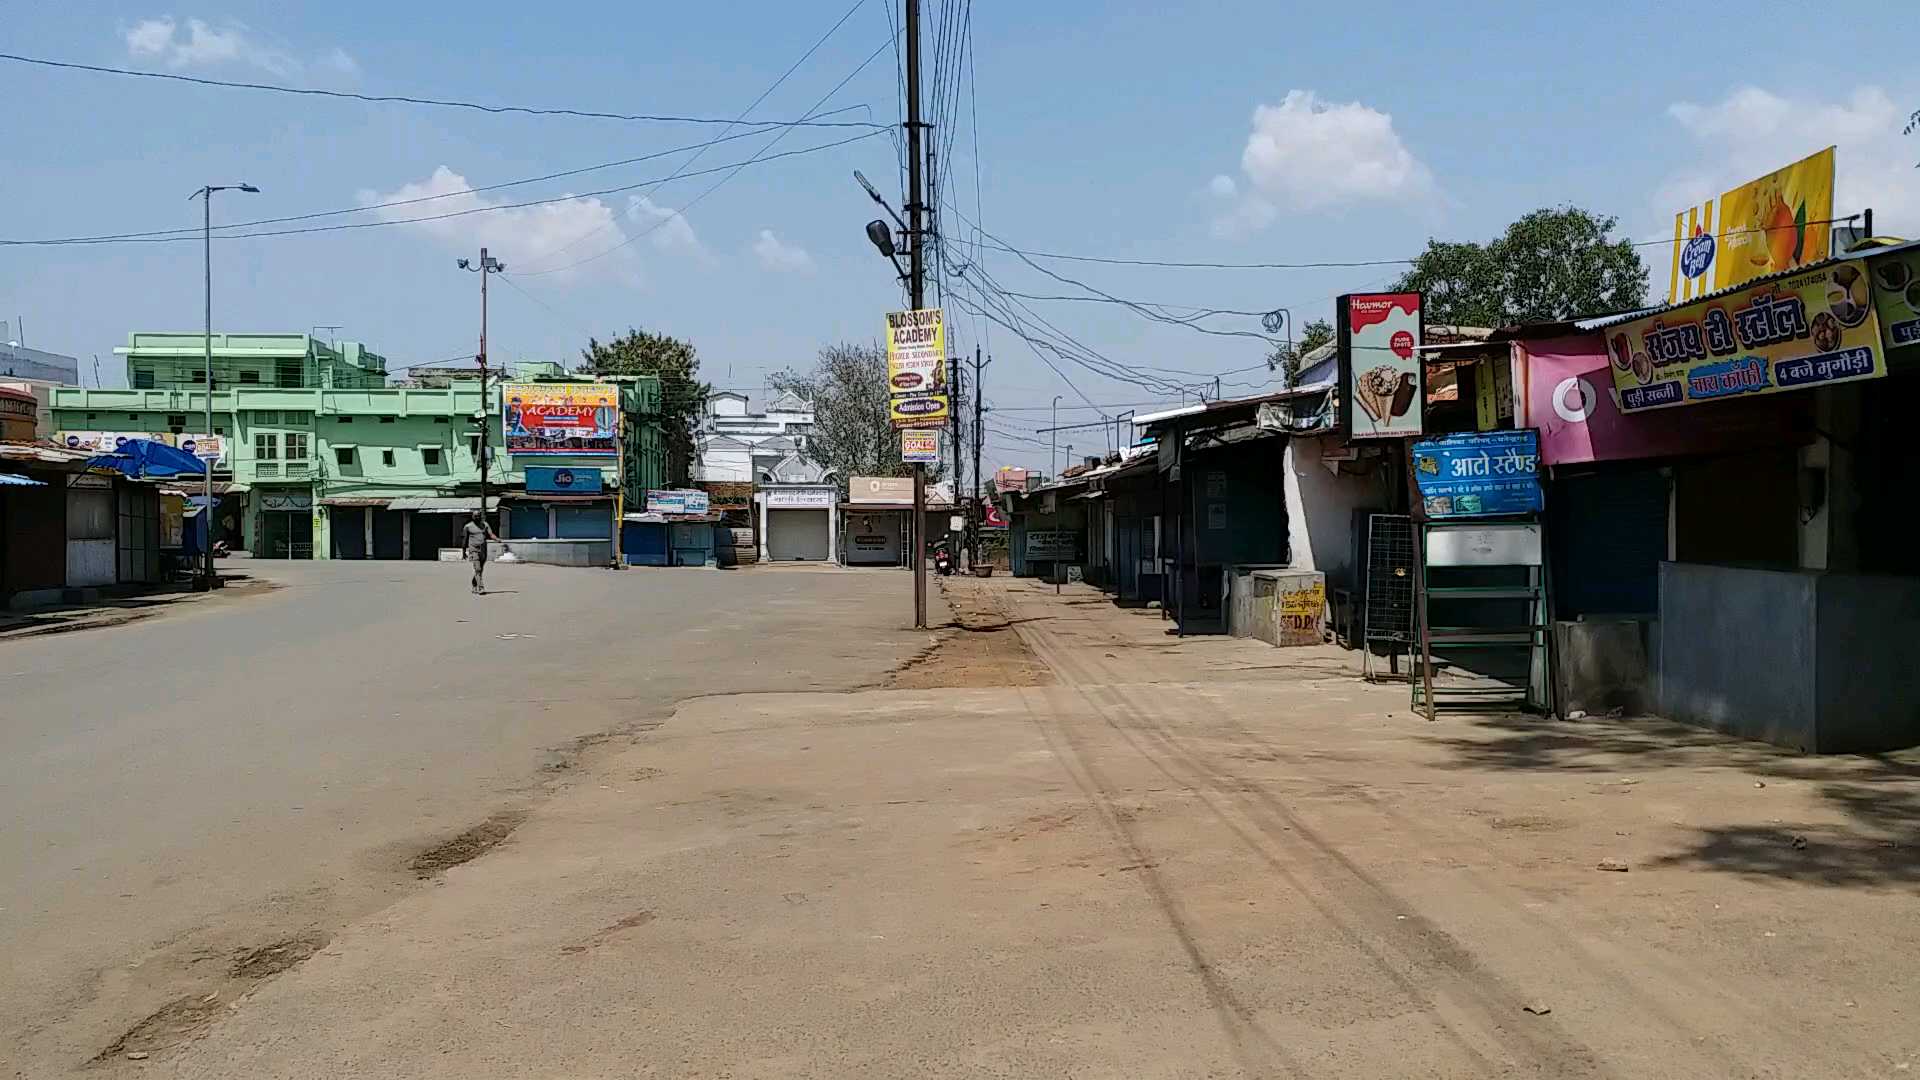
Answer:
[50,374,666,558]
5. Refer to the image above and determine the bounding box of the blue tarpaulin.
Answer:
[86,438,209,479]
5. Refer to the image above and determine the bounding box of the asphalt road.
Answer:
[0,559,931,1075]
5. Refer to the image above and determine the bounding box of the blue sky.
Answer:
[3,2,1916,470]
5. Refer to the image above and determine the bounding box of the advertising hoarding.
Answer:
[1668,147,1835,303]
[885,308,950,428]
[901,428,939,463]
[501,382,618,457]
[1609,262,1882,413]
[1411,430,1543,518]
[1338,292,1423,439]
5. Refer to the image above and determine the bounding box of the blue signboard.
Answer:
[524,466,603,495]
[1411,429,1543,518]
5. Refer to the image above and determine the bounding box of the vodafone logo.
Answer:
[1553,376,1596,424]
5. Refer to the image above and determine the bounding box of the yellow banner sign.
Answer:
[885,308,949,428]
[1669,147,1835,303]
[1612,260,1881,413]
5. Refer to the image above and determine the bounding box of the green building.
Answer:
[50,333,665,559]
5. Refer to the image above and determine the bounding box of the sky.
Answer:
[3,1,1917,472]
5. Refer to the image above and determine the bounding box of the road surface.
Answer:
[0,559,930,1075]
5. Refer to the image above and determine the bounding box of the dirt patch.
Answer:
[886,579,1052,689]
[409,810,528,878]
[227,933,327,979]
[93,994,227,1062]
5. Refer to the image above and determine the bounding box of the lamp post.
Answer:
[190,183,259,584]
[1050,395,1063,477]
[459,249,506,532]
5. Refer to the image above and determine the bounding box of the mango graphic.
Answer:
[1750,190,1807,271]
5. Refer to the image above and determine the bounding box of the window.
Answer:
[126,413,138,421]
[214,426,226,436]
[238,371,260,384]
[85,412,98,422]
[434,416,450,424]
[421,447,442,466]
[334,446,356,467]
[285,432,309,460]
[336,416,353,424]
[378,416,396,424]
[275,359,302,388]
[253,410,280,425]
[468,435,482,458]
[381,449,396,467]
[254,433,279,461]
[131,370,155,389]
[166,414,187,429]
[283,411,312,425]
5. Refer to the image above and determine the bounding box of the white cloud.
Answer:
[358,167,634,281]
[1207,90,1434,235]
[752,229,814,273]
[122,16,355,81]
[626,196,702,255]
[1658,86,1918,230]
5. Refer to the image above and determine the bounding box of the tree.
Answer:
[577,328,707,482]
[1266,317,1335,387]
[771,341,933,486]
[1393,207,1649,328]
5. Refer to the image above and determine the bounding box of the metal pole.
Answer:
[905,0,927,629]
[949,355,961,550]
[1051,394,1062,476]
[478,247,490,536]
[203,188,214,587]
[970,346,985,569]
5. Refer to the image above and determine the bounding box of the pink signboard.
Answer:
[1514,333,1806,466]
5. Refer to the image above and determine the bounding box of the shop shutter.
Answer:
[1548,468,1669,619]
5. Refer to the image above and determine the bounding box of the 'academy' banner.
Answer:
[885,308,950,428]
[501,382,618,457]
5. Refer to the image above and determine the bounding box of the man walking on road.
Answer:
[464,509,498,595]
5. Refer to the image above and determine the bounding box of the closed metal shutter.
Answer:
[66,486,116,587]
[1548,468,1669,618]
[766,509,829,561]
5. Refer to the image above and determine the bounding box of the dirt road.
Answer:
[50,575,1920,1076]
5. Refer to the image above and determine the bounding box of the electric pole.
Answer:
[948,353,963,547]
[969,347,988,569]
[459,248,506,532]
[905,0,928,629]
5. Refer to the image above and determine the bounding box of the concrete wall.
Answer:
[1282,435,1381,599]
[490,539,610,567]
[1658,562,1920,752]
[1659,563,1817,750]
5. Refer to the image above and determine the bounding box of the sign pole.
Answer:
[905,0,928,629]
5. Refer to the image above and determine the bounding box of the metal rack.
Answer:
[1361,512,1415,681]
[1412,520,1550,716]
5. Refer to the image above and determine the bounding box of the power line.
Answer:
[0,131,886,247]
[0,109,867,247]
[521,38,892,276]
[0,51,886,130]
[517,0,869,271]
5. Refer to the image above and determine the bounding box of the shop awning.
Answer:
[319,496,391,507]
[0,472,47,487]
[386,495,500,513]
[504,493,610,503]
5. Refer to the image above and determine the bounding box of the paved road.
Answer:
[0,559,930,1075]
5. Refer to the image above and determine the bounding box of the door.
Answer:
[372,509,405,560]
[332,507,367,559]
[554,505,610,539]
[766,508,829,561]
[66,485,115,586]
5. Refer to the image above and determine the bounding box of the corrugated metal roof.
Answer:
[0,471,48,486]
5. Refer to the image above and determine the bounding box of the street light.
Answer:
[459,249,506,534]
[189,182,259,585]
[1051,394,1063,477]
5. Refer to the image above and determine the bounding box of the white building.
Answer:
[694,390,829,484]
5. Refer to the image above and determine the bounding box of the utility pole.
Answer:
[948,354,963,545]
[459,248,506,533]
[191,182,258,585]
[970,346,987,569]
[905,0,928,629]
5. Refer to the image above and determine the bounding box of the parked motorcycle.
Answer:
[931,541,955,576]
